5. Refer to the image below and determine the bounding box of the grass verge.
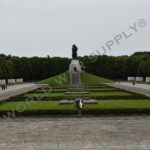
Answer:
[1,100,150,116]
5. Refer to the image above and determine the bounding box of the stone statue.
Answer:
[72,44,78,59]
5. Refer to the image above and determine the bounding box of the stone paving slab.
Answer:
[0,83,40,101]
[107,82,150,97]
[0,116,150,150]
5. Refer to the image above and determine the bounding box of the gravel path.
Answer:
[0,83,40,101]
[108,82,150,97]
[0,116,150,150]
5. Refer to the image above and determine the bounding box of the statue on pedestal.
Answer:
[72,44,78,59]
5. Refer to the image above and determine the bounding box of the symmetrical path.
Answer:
[0,83,40,101]
[108,82,150,97]
[0,116,150,150]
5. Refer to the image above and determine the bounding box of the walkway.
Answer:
[0,116,150,150]
[108,82,150,97]
[0,83,40,101]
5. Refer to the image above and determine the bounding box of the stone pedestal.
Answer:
[69,60,82,87]
[67,59,88,94]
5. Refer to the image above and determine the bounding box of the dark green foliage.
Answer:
[132,51,150,56]
[80,52,150,80]
[0,57,14,79]
[1,109,150,116]
[0,55,70,81]
[0,51,150,81]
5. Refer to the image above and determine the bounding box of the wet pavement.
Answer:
[108,82,150,97]
[0,83,40,101]
[0,116,150,150]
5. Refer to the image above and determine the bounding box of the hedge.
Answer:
[1,108,150,117]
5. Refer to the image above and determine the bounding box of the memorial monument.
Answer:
[60,45,96,104]
[66,44,88,94]
[69,44,82,87]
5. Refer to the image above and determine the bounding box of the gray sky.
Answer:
[0,0,150,57]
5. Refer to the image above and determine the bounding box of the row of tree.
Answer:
[0,52,150,81]
[81,52,150,80]
[0,54,70,81]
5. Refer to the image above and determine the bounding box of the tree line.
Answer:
[81,52,150,80]
[0,54,70,81]
[0,52,150,81]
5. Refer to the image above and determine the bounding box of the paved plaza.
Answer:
[0,83,150,149]
[108,82,150,97]
[0,116,150,150]
[0,83,40,101]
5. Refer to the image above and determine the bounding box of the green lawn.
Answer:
[0,79,149,115]
[81,72,112,83]
[33,88,120,94]
[39,72,70,84]
[89,100,150,109]
[38,72,112,85]
[0,100,150,111]
[0,101,74,111]
[24,91,132,98]
[90,92,132,96]
[85,88,118,91]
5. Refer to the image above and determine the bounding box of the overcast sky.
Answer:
[0,0,150,57]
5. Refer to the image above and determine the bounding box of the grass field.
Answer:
[81,72,112,83]
[24,91,133,97]
[1,100,150,111]
[38,72,70,84]
[39,72,112,85]
[0,73,150,116]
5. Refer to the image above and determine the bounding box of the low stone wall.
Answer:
[0,79,6,85]
[0,78,23,85]
[127,77,135,81]
[8,79,16,84]
[146,77,150,83]
[135,77,143,82]
[16,78,23,83]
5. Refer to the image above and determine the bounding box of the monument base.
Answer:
[68,59,88,94]
[69,59,81,86]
